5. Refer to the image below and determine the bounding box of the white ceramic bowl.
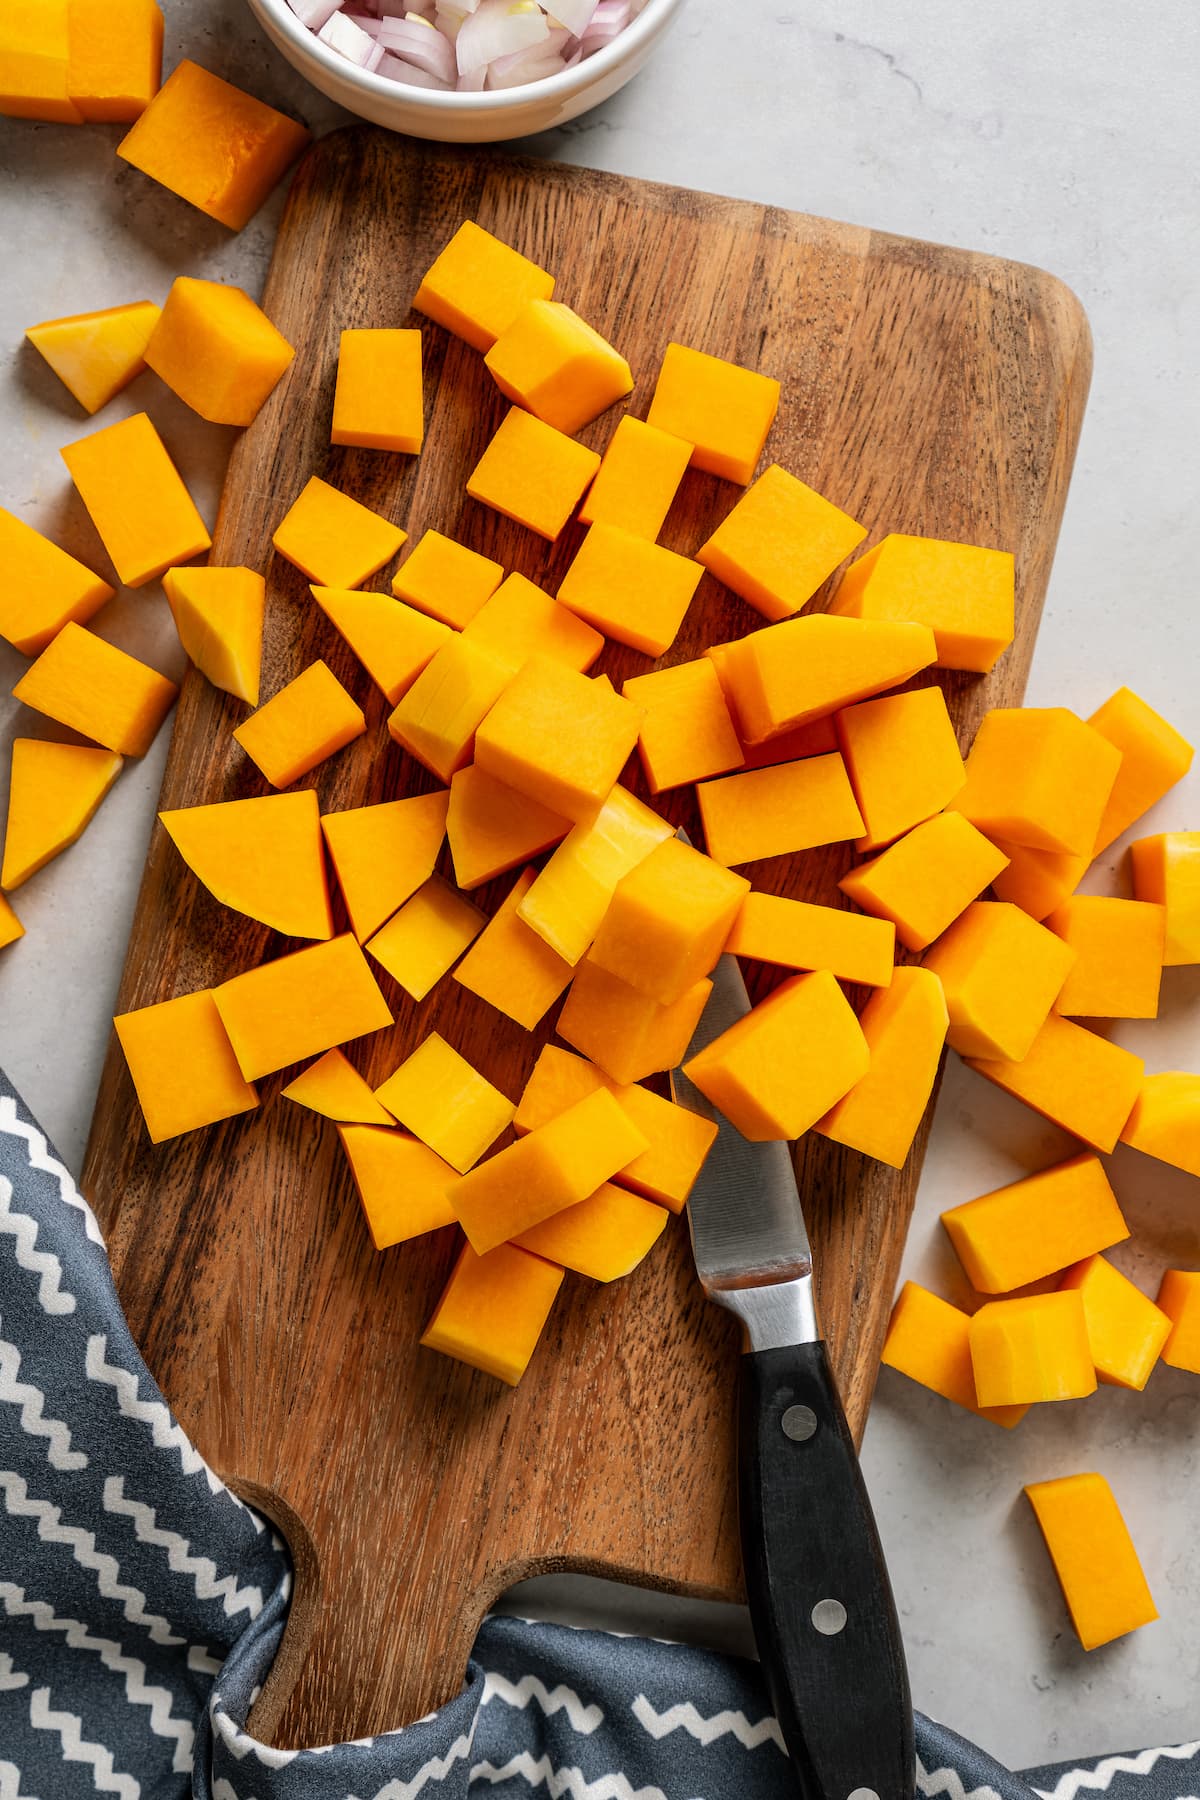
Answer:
[245,0,686,142]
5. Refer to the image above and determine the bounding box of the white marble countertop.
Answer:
[2,0,1199,1772]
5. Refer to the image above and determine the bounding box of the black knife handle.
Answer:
[739,1340,914,1800]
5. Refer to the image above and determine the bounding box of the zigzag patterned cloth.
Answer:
[1,1068,1195,1800]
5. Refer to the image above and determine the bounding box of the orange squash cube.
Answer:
[26,299,160,414]
[214,934,392,1080]
[332,328,423,454]
[588,837,749,1007]
[990,838,1088,921]
[707,644,841,763]
[517,785,674,966]
[339,1126,456,1248]
[831,534,1015,673]
[484,299,633,436]
[951,708,1122,857]
[447,765,569,891]
[814,967,948,1168]
[923,900,1076,1062]
[965,1015,1144,1155]
[365,875,485,1001]
[556,523,703,657]
[557,962,712,1087]
[623,658,743,794]
[697,755,864,868]
[698,465,867,621]
[0,506,112,655]
[1025,1474,1158,1651]
[420,1241,564,1386]
[0,0,81,122]
[837,686,966,851]
[1089,688,1193,854]
[475,656,642,823]
[273,476,406,590]
[60,411,211,587]
[467,406,600,541]
[146,278,294,426]
[941,1152,1129,1294]
[461,572,603,675]
[717,614,938,744]
[1047,896,1165,1018]
[453,867,573,1030]
[1060,1255,1171,1391]
[13,623,177,757]
[282,1049,394,1126]
[113,988,258,1143]
[881,1282,1027,1427]
[0,894,24,952]
[158,790,332,940]
[1157,1270,1200,1372]
[233,661,364,789]
[390,529,503,629]
[1,739,122,890]
[515,1182,668,1282]
[311,586,450,707]
[578,415,692,539]
[646,343,779,485]
[320,790,449,944]
[66,0,162,121]
[727,893,895,986]
[839,812,1008,953]
[387,636,514,784]
[969,1291,1096,1406]
[375,1033,513,1173]
[164,565,264,707]
[1130,832,1200,964]
[413,220,555,353]
[683,969,869,1142]
[1120,1072,1200,1178]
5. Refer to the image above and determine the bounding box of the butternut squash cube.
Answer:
[1060,1255,1171,1391]
[558,963,712,1087]
[717,614,938,744]
[164,565,264,706]
[413,220,555,354]
[578,415,692,540]
[966,1015,1144,1155]
[116,60,309,231]
[453,867,573,1030]
[66,0,162,121]
[13,623,177,757]
[421,1240,564,1386]
[60,412,211,588]
[451,1087,648,1255]
[1130,832,1200,964]
[923,901,1076,1062]
[588,838,749,1007]
[646,344,779,486]
[484,299,633,436]
[282,1048,394,1126]
[683,969,869,1142]
[26,300,160,414]
[365,875,485,1001]
[332,328,423,454]
[320,790,448,943]
[391,529,503,629]
[698,465,867,622]
[467,406,601,542]
[830,534,1015,673]
[461,572,603,675]
[839,812,1008,954]
[376,1034,514,1174]
[707,643,841,765]
[837,686,966,851]
[951,708,1121,857]
[233,661,364,789]
[310,586,451,706]
[1024,1474,1158,1651]
[728,892,894,987]
[1119,1072,1200,1178]
[475,656,642,824]
[516,1182,668,1282]
[0,507,113,656]
[447,765,569,891]
[273,476,406,590]
[969,1291,1096,1406]
[814,967,948,1168]
[881,1282,1027,1427]
[1,739,122,890]
[0,894,23,952]
[941,1152,1129,1295]
[623,658,743,794]
[1089,688,1193,854]
[1157,1270,1200,1373]
[114,989,259,1143]
[339,1126,456,1248]
[1048,896,1165,1018]
[145,279,294,427]
[517,785,674,966]
[388,636,514,784]
[990,838,1088,922]
[697,755,864,868]
[159,790,331,939]
[214,933,392,1080]
[556,523,703,658]
[0,0,80,122]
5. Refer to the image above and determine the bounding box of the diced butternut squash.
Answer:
[728,892,894,986]
[454,867,573,1029]
[60,412,211,587]
[814,967,948,1168]
[159,790,332,939]
[1024,1474,1158,1651]
[375,1033,513,1172]
[646,344,779,485]
[1,739,122,890]
[1130,832,1200,964]
[623,658,743,794]
[951,708,1122,857]
[282,1048,394,1126]
[310,586,451,707]
[420,1240,564,1386]
[837,686,966,850]
[339,1126,456,1248]
[467,406,600,542]
[273,476,406,590]
[697,755,864,868]
[579,415,692,540]
[698,465,867,621]
[116,59,309,230]
[332,328,423,453]
[214,934,392,1080]
[516,1182,668,1282]
[365,874,485,1001]
[0,894,23,952]
[13,623,177,756]
[447,765,569,890]
[413,220,555,353]
[556,523,703,657]
[1157,1269,1200,1372]
[164,565,264,707]
[320,790,449,944]
[388,636,514,785]
[475,656,642,823]
[881,1282,1027,1427]
[716,614,938,744]
[233,661,364,789]
[114,988,258,1142]
[969,1291,1096,1406]
[990,838,1088,922]
[66,0,162,121]
[707,644,842,764]
[1060,1255,1171,1391]
[451,1087,648,1255]
[558,963,712,1087]
[517,785,673,965]
[1120,1072,1200,1178]
[941,1152,1129,1294]
[1047,896,1165,1018]
[391,529,503,628]
[0,507,113,656]
[145,279,294,428]
[588,837,749,1007]
[1089,688,1193,854]
[461,571,603,675]
[923,900,1076,1062]
[683,969,869,1142]
[484,300,632,435]
[965,1015,1144,1155]
[839,812,1008,953]
[831,534,1015,673]
[0,0,81,122]
[26,300,160,414]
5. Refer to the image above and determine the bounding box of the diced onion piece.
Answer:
[456,0,550,75]
[344,11,383,30]
[289,0,343,28]
[377,50,453,83]
[545,0,596,34]
[456,63,488,87]
[379,12,458,78]
[488,47,567,85]
[319,9,383,62]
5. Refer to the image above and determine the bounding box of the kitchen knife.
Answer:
[671,952,914,1800]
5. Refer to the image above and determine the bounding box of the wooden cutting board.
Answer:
[82,128,1090,1749]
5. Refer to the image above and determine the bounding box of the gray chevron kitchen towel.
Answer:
[1,1067,1196,1800]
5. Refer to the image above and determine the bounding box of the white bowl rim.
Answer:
[253,0,682,113]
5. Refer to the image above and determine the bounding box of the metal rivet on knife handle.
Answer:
[848,1789,881,1800]
[780,1403,817,1441]
[811,1598,848,1635]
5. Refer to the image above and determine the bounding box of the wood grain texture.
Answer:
[81,128,1091,1748]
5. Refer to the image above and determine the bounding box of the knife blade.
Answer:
[672,953,914,1800]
